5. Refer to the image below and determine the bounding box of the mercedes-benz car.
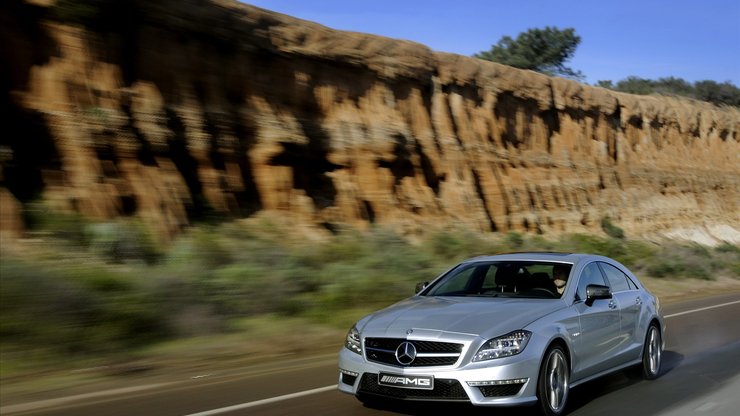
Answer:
[338,252,664,415]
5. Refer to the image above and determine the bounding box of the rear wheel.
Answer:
[641,323,662,379]
[537,345,570,416]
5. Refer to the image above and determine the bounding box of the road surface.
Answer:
[4,293,739,416]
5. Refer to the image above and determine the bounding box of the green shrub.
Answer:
[715,242,739,254]
[645,259,712,280]
[22,201,90,246]
[426,231,467,260]
[642,244,714,280]
[209,263,292,316]
[291,229,370,268]
[600,217,625,239]
[522,235,558,252]
[557,234,628,262]
[88,220,162,265]
[164,227,237,271]
[710,242,740,278]
[425,229,505,260]
[504,232,525,250]
[0,259,169,354]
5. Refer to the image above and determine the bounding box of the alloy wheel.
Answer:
[544,348,569,413]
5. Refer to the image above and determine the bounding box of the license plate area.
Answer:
[378,372,434,390]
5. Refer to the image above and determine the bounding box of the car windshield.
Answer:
[424,261,572,299]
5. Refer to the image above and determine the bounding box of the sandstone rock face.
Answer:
[2,0,739,243]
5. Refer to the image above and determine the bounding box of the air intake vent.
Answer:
[358,374,469,401]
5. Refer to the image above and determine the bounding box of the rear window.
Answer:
[599,262,633,292]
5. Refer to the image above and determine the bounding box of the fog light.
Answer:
[467,378,528,387]
[339,369,359,386]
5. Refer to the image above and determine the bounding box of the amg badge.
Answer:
[378,372,434,390]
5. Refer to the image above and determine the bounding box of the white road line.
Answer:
[0,383,176,414]
[183,385,337,416]
[664,300,740,319]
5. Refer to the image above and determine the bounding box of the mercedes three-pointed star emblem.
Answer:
[395,341,417,365]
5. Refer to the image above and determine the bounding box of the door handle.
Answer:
[608,300,617,309]
[635,297,642,305]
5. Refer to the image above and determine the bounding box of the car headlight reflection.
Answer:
[345,325,362,355]
[473,330,532,362]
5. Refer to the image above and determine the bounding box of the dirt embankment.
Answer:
[2,0,739,243]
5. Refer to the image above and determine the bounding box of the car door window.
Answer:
[625,275,638,290]
[481,265,498,291]
[431,264,476,294]
[599,262,631,293]
[576,263,607,301]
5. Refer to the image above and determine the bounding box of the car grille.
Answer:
[364,338,463,367]
[477,383,524,397]
[358,374,469,401]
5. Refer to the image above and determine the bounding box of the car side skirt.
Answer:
[569,358,642,388]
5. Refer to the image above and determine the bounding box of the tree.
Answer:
[474,27,583,80]
[614,76,655,95]
[652,77,693,97]
[601,76,740,107]
[694,80,740,107]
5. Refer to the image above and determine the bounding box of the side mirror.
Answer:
[585,284,612,306]
[415,281,429,294]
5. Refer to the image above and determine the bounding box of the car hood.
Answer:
[359,296,565,339]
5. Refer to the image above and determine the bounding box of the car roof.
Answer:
[461,252,596,264]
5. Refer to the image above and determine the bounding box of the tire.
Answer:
[537,345,570,416]
[641,323,662,380]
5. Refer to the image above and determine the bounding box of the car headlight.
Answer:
[345,325,362,355]
[473,330,532,362]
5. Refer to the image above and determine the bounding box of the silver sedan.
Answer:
[338,252,664,415]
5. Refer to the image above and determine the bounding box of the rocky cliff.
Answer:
[2,0,739,244]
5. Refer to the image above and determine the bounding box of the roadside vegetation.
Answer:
[2,210,739,384]
[595,77,740,107]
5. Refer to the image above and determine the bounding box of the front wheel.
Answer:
[641,323,662,379]
[537,345,570,416]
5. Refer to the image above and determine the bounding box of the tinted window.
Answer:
[600,262,631,292]
[425,261,572,298]
[430,264,479,295]
[577,263,607,301]
[481,265,499,291]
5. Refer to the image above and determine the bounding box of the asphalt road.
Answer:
[5,293,740,416]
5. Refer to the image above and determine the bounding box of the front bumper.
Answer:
[337,346,540,406]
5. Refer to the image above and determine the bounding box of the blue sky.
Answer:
[244,0,740,85]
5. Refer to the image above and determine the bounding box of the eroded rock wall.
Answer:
[2,0,739,243]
